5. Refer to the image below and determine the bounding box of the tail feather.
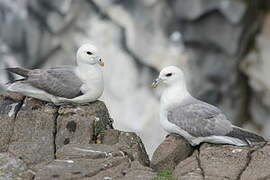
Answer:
[6,67,30,77]
[5,78,26,85]
[227,126,265,143]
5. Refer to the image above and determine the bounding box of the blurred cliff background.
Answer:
[0,0,269,156]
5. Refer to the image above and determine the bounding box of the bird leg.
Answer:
[190,138,202,146]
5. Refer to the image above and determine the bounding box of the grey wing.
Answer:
[26,67,83,98]
[167,100,233,137]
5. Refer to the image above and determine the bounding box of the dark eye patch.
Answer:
[86,51,93,55]
[166,73,172,77]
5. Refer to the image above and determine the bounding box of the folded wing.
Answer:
[7,67,83,99]
[168,99,264,142]
[167,99,233,137]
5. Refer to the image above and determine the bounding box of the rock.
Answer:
[8,97,57,169]
[1,93,270,179]
[35,143,130,180]
[172,151,203,180]
[35,132,152,179]
[169,0,246,24]
[102,128,120,145]
[0,152,34,180]
[151,134,193,171]
[55,101,112,150]
[199,144,250,180]
[102,129,150,167]
[240,142,270,180]
[171,142,270,180]
[120,161,156,180]
[0,92,24,152]
[0,93,153,179]
[55,144,122,160]
[240,13,270,138]
[6,96,113,170]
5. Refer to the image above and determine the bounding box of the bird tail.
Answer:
[6,67,30,77]
[227,126,265,143]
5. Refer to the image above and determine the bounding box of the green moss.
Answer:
[55,152,65,158]
[151,170,176,180]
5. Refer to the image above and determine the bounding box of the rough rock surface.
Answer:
[0,0,268,157]
[1,92,270,179]
[154,135,270,180]
[0,153,34,180]
[0,92,24,152]
[8,97,57,169]
[0,92,154,180]
[151,134,193,171]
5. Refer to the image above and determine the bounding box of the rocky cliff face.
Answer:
[151,134,270,180]
[0,93,153,180]
[1,93,270,180]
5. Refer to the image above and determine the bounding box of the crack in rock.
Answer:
[237,142,268,180]
[53,106,60,159]
[195,148,205,180]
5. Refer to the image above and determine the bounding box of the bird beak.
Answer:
[151,78,162,88]
[95,56,104,67]
[98,60,105,67]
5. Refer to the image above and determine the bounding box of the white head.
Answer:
[76,43,104,67]
[152,66,185,88]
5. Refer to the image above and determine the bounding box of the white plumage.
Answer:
[153,66,265,146]
[6,43,105,104]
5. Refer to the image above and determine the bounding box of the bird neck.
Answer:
[161,82,191,109]
[75,63,102,83]
[77,62,100,70]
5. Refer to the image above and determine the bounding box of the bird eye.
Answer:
[166,73,172,77]
[86,51,93,55]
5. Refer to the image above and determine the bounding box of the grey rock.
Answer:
[170,0,246,24]
[240,25,270,138]
[172,143,270,180]
[151,134,193,171]
[120,161,156,180]
[199,144,250,180]
[55,143,130,180]
[8,97,57,169]
[0,92,24,152]
[102,129,150,167]
[102,129,121,145]
[36,139,152,179]
[0,92,152,179]
[113,131,150,167]
[172,151,203,180]
[55,144,123,160]
[55,101,112,150]
[178,14,244,56]
[240,142,270,180]
[35,155,130,180]
[0,152,34,180]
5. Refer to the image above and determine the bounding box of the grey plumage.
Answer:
[6,67,30,77]
[167,98,265,143]
[7,67,83,98]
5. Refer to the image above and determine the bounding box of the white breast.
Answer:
[159,83,195,140]
[75,65,104,96]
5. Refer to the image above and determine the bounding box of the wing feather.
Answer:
[167,100,232,137]
[26,67,83,98]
